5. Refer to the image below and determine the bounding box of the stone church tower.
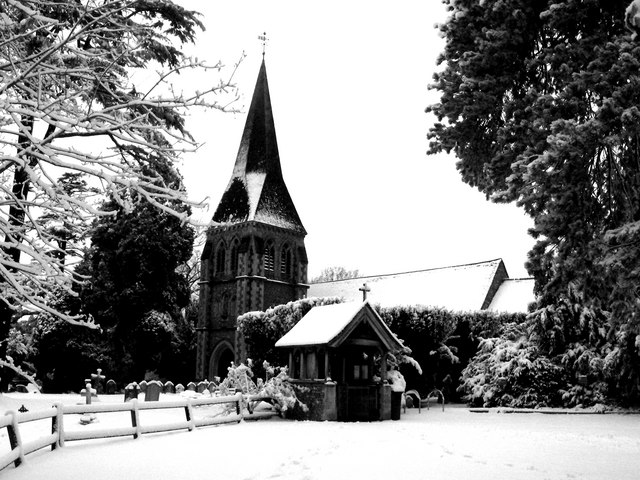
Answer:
[196,59,309,380]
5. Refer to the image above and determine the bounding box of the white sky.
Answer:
[173,0,535,279]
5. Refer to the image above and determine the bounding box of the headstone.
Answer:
[124,382,139,402]
[186,382,196,392]
[145,380,162,401]
[138,380,148,393]
[207,382,218,395]
[175,383,185,393]
[106,379,117,394]
[80,379,96,404]
[163,381,175,394]
[91,368,106,394]
[196,381,209,393]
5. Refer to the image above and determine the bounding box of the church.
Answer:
[196,59,535,381]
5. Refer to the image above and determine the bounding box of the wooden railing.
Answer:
[0,393,276,471]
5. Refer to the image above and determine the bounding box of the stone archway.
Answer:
[209,341,235,381]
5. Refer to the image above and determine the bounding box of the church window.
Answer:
[215,243,226,274]
[230,239,239,275]
[280,244,292,278]
[264,241,275,276]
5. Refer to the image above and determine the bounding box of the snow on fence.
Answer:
[0,393,276,472]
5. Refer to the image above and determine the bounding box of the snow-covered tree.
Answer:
[429,0,640,402]
[0,1,238,328]
[310,266,360,283]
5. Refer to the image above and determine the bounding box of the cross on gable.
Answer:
[359,283,371,301]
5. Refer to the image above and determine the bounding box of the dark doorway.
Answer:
[217,348,234,380]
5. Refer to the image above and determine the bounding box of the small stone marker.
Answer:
[124,382,139,402]
[138,380,148,393]
[106,379,117,394]
[145,380,162,401]
[186,382,196,392]
[80,379,96,404]
[175,383,185,393]
[196,380,209,393]
[91,368,106,394]
[163,381,175,394]
[18,405,28,413]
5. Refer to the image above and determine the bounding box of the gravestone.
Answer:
[175,383,185,393]
[124,382,139,402]
[208,382,218,395]
[80,378,96,404]
[196,381,209,393]
[164,381,175,394]
[186,382,196,392]
[138,380,148,393]
[91,368,106,394]
[145,380,162,401]
[106,379,117,394]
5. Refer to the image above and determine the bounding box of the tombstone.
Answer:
[145,380,162,401]
[138,380,148,393]
[124,382,139,402]
[175,383,185,393]
[196,380,209,393]
[186,382,196,392]
[91,368,106,394]
[163,381,175,394]
[207,382,218,395]
[80,379,96,404]
[106,379,117,394]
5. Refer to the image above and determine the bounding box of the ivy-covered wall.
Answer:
[237,297,525,399]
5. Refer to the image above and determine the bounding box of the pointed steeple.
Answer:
[212,59,305,234]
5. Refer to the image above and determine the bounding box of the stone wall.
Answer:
[287,380,338,421]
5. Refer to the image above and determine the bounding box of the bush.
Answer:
[458,324,568,408]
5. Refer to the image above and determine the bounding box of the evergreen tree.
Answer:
[78,193,195,382]
[429,0,640,402]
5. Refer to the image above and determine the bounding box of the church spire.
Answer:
[212,59,305,234]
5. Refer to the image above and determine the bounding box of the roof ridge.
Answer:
[311,258,505,285]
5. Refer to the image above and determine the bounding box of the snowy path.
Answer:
[2,406,640,480]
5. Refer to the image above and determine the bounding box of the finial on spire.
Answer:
[258,32,269,57]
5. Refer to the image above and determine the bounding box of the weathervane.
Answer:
[258,32,269,57]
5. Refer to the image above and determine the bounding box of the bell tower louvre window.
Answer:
[264,241,275,278]
[230,239,239,275]
[280,244,292,278]
[215,244,226,274]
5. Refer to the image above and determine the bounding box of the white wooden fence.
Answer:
[0,393,276,471]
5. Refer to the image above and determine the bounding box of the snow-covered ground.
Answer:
[1,393,640,480]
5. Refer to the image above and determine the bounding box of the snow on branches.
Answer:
[0,1,240,324]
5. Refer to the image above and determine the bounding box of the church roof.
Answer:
[275,301,403,351]
[212,59,305,233]
[307,259,532,312]
[487,278,536,313]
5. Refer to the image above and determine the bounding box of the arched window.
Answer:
[263,240,275,277]
[230,239,239,275]
[280,244,292,278]
[215,243,226,274]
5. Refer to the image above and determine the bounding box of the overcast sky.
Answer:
[173,0,535,279]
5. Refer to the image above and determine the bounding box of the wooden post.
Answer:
[325,350,331,380]
[51,403,65,449]
[299,350,305,380]
[6,411,24,468]
[130,400,140,439]
[288,351,294,378]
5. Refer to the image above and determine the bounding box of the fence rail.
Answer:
[0,393,276,472]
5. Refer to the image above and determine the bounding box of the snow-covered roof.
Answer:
[487,278,536,313]
[275,301,402,350]
[308,259,517,311]
[211,59,306,234]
